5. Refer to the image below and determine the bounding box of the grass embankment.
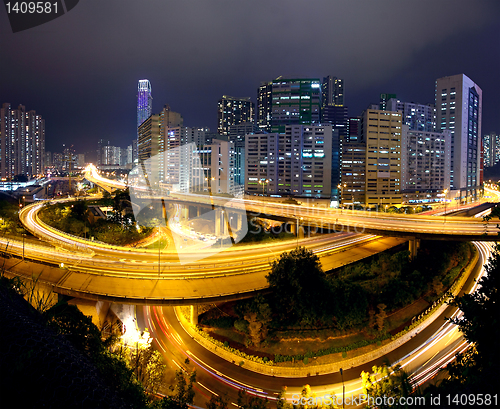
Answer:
[198,241,473,362]
[39,200,153,246]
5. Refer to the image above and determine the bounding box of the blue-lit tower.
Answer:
[137,79,153,129]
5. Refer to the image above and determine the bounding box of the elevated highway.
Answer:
[5,169,498,304]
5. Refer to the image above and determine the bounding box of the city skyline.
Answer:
[1,0,499,155]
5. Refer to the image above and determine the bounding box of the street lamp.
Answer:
[443,188,448,224]
[340,367,345,409]
[22,233,26,261]
[205,176,215,194]
[258,179,269,195]
[337,183,346,209]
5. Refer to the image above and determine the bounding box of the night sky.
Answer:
[1,0,499,159]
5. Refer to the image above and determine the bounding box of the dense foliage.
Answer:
[39,194,152,246]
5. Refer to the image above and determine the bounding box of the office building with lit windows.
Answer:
[361,109,402,207]
[257,78,322,133]
[322,76,344,107]
[385,98,435,132]
[0,103,45,179]
[217,96,254,136]
[435,74,482,198]
[340,139,366,206]
[228,122,259,186]
[245,125,333,198]
[401,125,451,193]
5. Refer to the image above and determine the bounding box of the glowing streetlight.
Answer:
[258,179,269,195]
[337,183,346,209]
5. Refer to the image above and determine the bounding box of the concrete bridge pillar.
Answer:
[196,206,201,217]
[408,238,420,260]
[215,209,229,237]
[236,213,243,230]
[181,206,189,221]
[190,305,198,325]
[289,221,304,238]
[161,199,167,222]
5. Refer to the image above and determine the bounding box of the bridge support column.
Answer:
[196,206,201,217]
[289,221,304,238]
[190,305,198,325]
[181,206,189,221]
[161,199,167,222]
[215,209,229,237]
[236,213,243,230]
[408,238,420,260]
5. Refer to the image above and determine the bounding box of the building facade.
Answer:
[361,109,402,207]
[340,139,366,206]
[228,122,259,187]
[0,103,45,179]
[435,74,482,195]
[322,76,344,107]
[385,98,435,132]
[217,96,254,136]
[401,125,451,193]
[245,125,333,198]
[483,132,499,168]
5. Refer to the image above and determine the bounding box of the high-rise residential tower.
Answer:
[217,96,254,136]
[483,132,499,168]
[435,74,482,196]
[322,76,344,107]
[0,103,45,179]
[137,80,153,130]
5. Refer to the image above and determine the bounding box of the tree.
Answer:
[43,301,106,356]
[206,394,228,409]
[237,389,269,409]
[435,241,500,394]
[361,364,413,408]
[375,303,387,331]
[129,341,166,394]
[164,369,196,408]
[244,311,262,346]
[266,247,327,322]
[70,199,88,219]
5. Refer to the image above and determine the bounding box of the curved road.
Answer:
[139,241,492,406]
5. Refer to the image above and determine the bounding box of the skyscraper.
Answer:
[322,76,344,107]
[137,79,153,130]
[257,77,322,133]
[257,82,272,131]
[217,96,254,136]
[435,74,482,196]
[483,133,499,168]
[0,103,45,179]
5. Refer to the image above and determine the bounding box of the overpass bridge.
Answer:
[5,168,499,305]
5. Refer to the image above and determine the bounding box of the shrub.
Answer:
[234,319,249,333]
